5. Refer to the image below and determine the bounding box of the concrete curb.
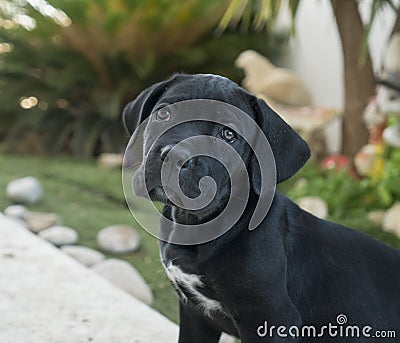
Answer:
[0,216,179,343]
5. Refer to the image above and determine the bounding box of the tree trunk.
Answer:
[331,0,375,157]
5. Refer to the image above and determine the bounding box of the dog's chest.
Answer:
[162,261,225,317]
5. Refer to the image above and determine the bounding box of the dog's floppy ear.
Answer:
[122,81,168,135]
[250,97,310,189]
[122,74,186,135]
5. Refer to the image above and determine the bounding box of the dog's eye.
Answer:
[156,109,171,121]
[220,128,236,143]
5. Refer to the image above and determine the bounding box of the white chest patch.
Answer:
[163,261,225,317]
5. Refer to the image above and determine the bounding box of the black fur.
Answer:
[123,73,400,343]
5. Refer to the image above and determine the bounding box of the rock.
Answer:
[383,203,400,235]
[38,226,78,246]
[97,225,140,254]
[92,259,153,305]
[61,245,105,267]
[220,333,237,343]
[4,205,27,219]
[6,176,43,204]
[383,125,400,148]
[297,196,328,219]
[367,210,386,226]
[22,211,61,233]
[97,153,123,169]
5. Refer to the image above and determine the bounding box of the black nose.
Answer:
[159,145,190,169]
[160,145,172,162]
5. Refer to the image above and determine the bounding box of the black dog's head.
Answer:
[123,74,310,224]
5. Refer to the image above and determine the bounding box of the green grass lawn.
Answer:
[1,154,399,325]
[279,162,400,251]
[0,153,179,322]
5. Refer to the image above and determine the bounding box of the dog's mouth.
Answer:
[148,187,168,203]
[148,186,184,206]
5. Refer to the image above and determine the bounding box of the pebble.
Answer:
[297,196,328,219]
[22,211,61,233]
[383,203,400,237]
[92,259,153,305]
[97,225,140,254]
[6,177,43,204]
[4,205,27,219]
[61,245,105,267]
[38,226,78,246]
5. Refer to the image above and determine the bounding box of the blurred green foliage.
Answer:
[280,152,400,219]
[0,0,285,157]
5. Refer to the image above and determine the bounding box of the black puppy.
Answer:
[123,73,400,343]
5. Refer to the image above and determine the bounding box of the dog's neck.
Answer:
[162,191,261,243]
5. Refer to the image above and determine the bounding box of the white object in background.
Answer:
[61,245,105,267]
[39,226,79,246]
[97,225,140,253]
[376,83,400,148]
[235,50,312,106]
[383,33,400,73]
[4,205,27,219]
[297,196,328,219]
[22,211,61,233]
[92,258,153,306]
[382,125,400,148]
[6,177,43,204]
[383,203,400,238]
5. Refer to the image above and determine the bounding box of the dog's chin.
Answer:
[148,187,171,204]
[147,186,184,206]
[148,186,228,224]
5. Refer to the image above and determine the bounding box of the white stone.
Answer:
[97,225,140,253]
[367,210,386,226]
[0,216,178,343]
[92,259,153,306]
[6,176,43,204]
[383,203,400,236]
[61,245,105,267]
[376,83,400,114]
[297,196,328,219]
[383,125,400,148]
[97,153,123,169]
[39,226,78,246]
[220,333,237,343]
[22,211,61,233]
[4,205,27,218]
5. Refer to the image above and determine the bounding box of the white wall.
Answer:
[276,0,398,152]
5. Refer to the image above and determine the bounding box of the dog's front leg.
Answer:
[178,301,222,343]
[239,329,300,343]
[235,301,301,343]
[239,319,300,343]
